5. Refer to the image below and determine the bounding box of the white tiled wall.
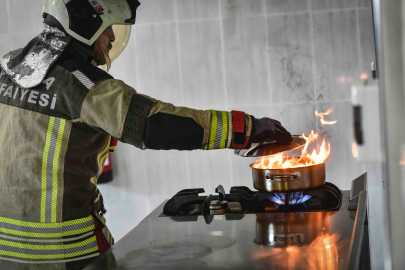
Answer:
[1,0,375,241]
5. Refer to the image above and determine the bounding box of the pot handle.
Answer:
[266,171,302,181]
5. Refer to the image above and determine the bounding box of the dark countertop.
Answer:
[85,191,356,270]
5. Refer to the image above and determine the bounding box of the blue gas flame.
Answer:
[269,192,312,205]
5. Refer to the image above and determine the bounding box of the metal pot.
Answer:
[250,160,326,192]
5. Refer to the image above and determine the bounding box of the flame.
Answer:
[286,246,297,252]
[305,234,340,270]
[251,234,342,270]
[337,76,346,83]
[253,130,331,169]
[352,142,359,158]
[361,73,368,80]
[253,109,336,169]
[315,109,337,125]
[400,152,405,165]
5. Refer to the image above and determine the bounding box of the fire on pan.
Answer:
[249,109,337,192]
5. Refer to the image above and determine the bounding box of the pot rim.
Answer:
[249,159,327,170]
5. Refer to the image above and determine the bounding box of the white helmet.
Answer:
[43,0,140,70]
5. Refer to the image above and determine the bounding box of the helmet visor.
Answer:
[102,24,132,71]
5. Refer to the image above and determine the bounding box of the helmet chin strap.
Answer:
[96,39,111,72]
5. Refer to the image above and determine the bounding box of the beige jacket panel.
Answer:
[77,79,136,138]
[0,106,71,222]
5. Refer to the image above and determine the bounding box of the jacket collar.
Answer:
[64,39,96,64]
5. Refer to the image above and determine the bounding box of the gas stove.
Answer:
[161,183,343,221]
[85,174,369,270]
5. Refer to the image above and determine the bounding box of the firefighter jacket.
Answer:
[0,25,252,269]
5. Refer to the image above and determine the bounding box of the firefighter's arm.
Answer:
[76,79,253,150]
[142,100,252,150]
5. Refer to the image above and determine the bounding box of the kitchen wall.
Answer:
[0,0,375,241]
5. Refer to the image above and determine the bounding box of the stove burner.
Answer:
[162,183,342,217]
[269,192,312,205]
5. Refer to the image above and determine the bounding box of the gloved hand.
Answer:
[250,116,292,144]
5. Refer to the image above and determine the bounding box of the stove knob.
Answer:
[215,185,226,201]
[203,194,213,216]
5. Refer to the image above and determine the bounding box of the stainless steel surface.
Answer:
[369,0,394,269]
[372,0,405,269]
[348,190,368,270]
[85,191,357,270]
[234,135,306,157]
[250,161,326,192]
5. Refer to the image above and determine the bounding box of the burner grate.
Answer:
[162,183,343,217]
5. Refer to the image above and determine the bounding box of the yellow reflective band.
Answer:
[41,117,55,223]
[52,119,66,223]
[220,111,228,149]
[0,215,93,228]
[0,236,98,260]
[97,138,110,171]
[0,251,65,260]
[107,231,112,245]
[208,111,228,150]
[0,246,98,260]
[0,225,95,239]
[209,110,217,150]
[0,215,95,238]
[102,223,114,246]
[100,155,108,170]
[98,146,109,168]
[0,236,96,250]
[41,117,66,223]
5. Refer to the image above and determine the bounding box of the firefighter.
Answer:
[0,0,292,269]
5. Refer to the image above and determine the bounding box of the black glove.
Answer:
[250,116,292,144]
